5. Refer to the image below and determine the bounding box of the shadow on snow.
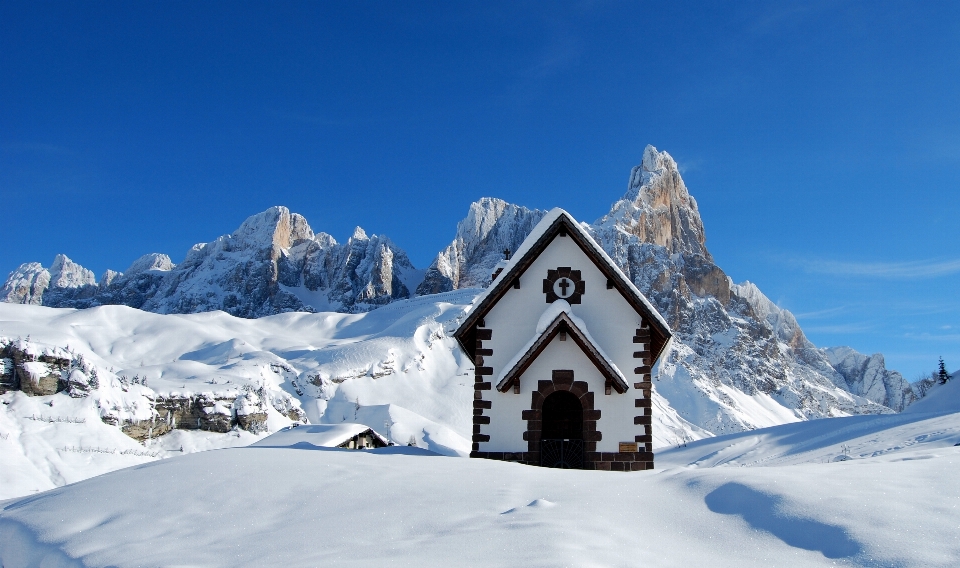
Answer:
[705,482,861,559]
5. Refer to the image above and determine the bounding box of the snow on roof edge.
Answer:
[252,423,390,448]
[495,301,629,390]
[466,208,671,334]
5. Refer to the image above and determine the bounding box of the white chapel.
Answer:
[454,209,672,470]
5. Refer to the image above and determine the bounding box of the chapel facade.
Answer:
[454,209,672,471]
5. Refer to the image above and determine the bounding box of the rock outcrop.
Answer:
[1,337,307,441]
[417,198,547,295]
[0,340,72,396]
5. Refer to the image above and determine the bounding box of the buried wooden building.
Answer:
[252,423,391,450]
[454,209,672,471]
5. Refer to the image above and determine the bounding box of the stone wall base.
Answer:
[471,451,654,471]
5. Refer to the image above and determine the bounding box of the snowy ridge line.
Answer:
[378,288,480,311]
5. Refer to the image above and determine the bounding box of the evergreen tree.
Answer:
[938,357,949,385]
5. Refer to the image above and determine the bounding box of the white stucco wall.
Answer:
[479,234,649,453]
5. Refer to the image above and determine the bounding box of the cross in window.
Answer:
[558,278,571,296]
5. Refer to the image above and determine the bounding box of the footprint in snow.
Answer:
[501,499,557,514]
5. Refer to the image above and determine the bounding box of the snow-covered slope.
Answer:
[0,295,478,498]
[0,295,711,499]
[2,407,958,567]
[903,370,960,414]
[1,207,423,316]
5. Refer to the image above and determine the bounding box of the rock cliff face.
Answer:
[416,198,547,295]
[0,341,72,396]
[822,347,915,411]
[1,207,423,317]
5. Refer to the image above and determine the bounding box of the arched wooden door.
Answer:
[540,390,584,469]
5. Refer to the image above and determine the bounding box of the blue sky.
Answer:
[1,1,957,380]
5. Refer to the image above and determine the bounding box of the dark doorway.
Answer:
[540,390,584,469]
[541,391,583,439]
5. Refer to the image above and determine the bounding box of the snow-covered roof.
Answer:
[252,423,390,448]
[455,208,672,362]
[495,301,630,394]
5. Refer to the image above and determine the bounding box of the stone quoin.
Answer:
[454,209,672,470]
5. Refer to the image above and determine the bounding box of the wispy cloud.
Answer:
[673,155,704,175]
[903,332,960,343]
[793,306,847,320]
[521,32,582,80]
[747,0,834,35]
[793,257,960,279]
[801,322,877,335]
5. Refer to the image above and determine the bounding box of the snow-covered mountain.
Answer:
[2,207,423,316]
[420,147,913,437]
[1,145,913,444]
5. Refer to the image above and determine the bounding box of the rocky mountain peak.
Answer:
[125,253,175,275]
[351,227,369,241]
[49,254,96,289]
[233,206,314,251]
[597,145,711,261]
[415,198,547,295]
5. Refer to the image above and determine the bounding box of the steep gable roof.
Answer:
[496,309,629,394]
[454,208,672,364]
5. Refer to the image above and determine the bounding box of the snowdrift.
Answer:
[1,408,958,567]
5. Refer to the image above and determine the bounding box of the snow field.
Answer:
[1,408,959,567]
[1,293,958,565]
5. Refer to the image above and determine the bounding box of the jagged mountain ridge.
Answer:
[2,145,912,436]
[2,207,422,317]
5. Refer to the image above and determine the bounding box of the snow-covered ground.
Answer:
[2,300,959,565]
[0,294,478,500]
[1,295,711,500]
[1,400,958,567]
